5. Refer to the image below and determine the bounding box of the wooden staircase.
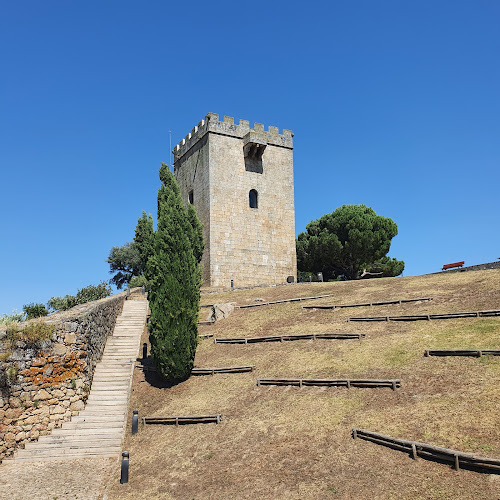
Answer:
[7,299,147,462]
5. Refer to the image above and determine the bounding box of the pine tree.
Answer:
[147,163,201,381]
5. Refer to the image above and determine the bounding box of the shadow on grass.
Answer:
[137,354,188,389]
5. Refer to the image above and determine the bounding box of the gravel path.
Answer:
[0,457,117,500]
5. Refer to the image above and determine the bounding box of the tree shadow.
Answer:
[137,353,188,389]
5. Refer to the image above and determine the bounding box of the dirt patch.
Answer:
[108,270,500,499]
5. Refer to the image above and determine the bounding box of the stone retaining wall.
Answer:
[0,290,130,461]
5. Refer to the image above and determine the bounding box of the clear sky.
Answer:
[1,1,499,314]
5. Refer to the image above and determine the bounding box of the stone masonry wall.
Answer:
[0,291,128,461]
[174,134,211,284]
[208,134,296,287]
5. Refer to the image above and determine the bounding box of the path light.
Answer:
[120,451,129,484]
[142,343,147,360]
[132,410,139,435]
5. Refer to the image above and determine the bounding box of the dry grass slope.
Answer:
[109,269,500,500]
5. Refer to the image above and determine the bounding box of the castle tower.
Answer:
[173,113,297,288]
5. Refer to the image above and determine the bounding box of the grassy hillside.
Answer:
[109,269,500,500]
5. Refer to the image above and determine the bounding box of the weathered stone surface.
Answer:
[69,400,85,412]
[35,389,51,401]
[52,343,67,356]
[210,303,235,321]
[50,405,65,415]
[9,397,21,408]
[4,408,22,420]
[64,332,77,344]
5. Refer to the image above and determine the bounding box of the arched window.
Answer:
[249,189,258,209]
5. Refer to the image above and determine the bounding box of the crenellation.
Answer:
[173,113,293,163]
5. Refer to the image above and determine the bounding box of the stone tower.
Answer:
[173,113,297,288]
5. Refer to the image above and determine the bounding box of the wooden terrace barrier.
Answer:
[192,365,256,375]
[236,294,333,308]
[424,349,500,357]
[142,414,222,425]
[257,378,400,389]
[352,428,500,473]
[198,332,214,339]
[302,297,432,310]
[348,309,500,322]
[214,332,365,344]
[136,365,256,375]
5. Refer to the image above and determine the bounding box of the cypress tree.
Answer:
[134,210,155,271]
[147,163,201,381]
[186,204,204,266]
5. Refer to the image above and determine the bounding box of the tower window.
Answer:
[188,190,194,204]
[249,189,258,209]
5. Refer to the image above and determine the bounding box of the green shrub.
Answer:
[20,321,54,344]
[6,321,54,345]
[23,303,49,320]
[5,324,20,348]
[0,350,12,362]
[6,365,18,384]
[0,310,24,324]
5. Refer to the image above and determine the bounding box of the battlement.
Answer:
[173,113,293,161]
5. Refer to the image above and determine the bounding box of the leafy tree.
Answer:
[107,242,142,289]
[297,204,400,280]
[147,163,201,381]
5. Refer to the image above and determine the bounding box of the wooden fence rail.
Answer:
[214,332,365,344]
[352,428,500,473]
[192,365,256,375]
[303,297,432,310]
[237,294,333,309]
[142,414,222,426]
[424,349,500,357]
[348,309,500,322]
[198,332,214,339]
[257,378,400,389]
[136,365,255,375]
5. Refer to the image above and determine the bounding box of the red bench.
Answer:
[442,261,465,271]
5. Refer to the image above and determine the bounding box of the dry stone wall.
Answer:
[0,291,128,461]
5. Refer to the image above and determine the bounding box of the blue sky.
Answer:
[1,1,499,314]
